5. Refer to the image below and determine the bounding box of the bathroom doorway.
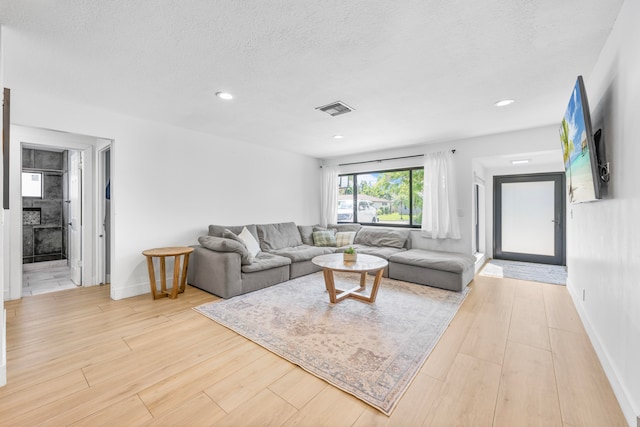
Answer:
[8,125,110,300]
[21,146,79,296]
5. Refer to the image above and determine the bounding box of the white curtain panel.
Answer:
[421,152,461,239]
[320,165,338,227]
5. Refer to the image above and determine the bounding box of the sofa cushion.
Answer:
[389,249,475,273]
[257,222,303,251]
[337,244,406,260]
[328,223,363,233]
[198,235,253,265]
[270,245,334,263]
[209,224,259,242]
[313,230,337,247]
[241,252,291,273]
[297,225,319,246]
[335,231,356,247]
[354,227,410,249]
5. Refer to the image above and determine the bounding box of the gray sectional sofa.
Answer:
[187,221,475,298]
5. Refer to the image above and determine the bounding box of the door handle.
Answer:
[551,219,560,224]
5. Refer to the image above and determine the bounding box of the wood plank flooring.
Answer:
[1,274,627,426]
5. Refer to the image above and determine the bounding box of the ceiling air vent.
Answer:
[316,101,354,117]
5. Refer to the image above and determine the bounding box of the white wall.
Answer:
[565,0,640,424]
[5,87,321,300]
[324,125,562,257]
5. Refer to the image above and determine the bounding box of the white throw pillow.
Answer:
[335,231,357,247]
[238,227,261,257]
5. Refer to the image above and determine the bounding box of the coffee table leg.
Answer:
[323,269,338,303]
[368,269,385,302]
[358,272,367,292]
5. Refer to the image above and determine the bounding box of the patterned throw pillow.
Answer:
[312,230,337,247]
[335,231,356,247]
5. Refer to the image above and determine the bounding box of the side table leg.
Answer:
[179,253,190,294]
[145,256,158,300]
[160,256,167,295]
[170,255,181,299]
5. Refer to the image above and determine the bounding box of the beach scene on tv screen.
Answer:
[560,81,596,203]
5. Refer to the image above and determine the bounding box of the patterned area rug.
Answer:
[194,271,469,415]
[480,259,567,285]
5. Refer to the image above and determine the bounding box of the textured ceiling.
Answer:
[0,1,624,159]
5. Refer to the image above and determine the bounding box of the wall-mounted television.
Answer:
[559,76,603,203]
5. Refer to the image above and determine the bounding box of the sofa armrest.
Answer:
[188,245,242,298]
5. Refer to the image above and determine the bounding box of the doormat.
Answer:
[480,259,567,285]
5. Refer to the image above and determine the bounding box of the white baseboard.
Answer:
[474,253,486,274]
[567,283,638,427]
[1,308,6,387]
[110,278,176,301]
[111,282,149,300]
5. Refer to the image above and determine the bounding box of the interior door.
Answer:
[69,150,82,285]
[494,173,565,265]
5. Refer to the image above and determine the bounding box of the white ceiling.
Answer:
[0,1,624,159]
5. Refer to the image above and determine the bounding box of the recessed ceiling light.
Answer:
[495,99,515,107]
[216,92,233,100]
[511,159,530,165]
[333,135,344,139]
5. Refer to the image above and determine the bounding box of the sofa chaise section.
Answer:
[388,249,476,291]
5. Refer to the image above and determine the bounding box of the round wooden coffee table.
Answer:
[142,246,194,300]
[311,253,388,304]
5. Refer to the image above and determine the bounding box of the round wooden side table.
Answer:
[142,246,195,300]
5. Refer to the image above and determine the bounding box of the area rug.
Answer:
[480,259,567,285]
[194,272,469,415]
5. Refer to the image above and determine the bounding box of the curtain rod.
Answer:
[337,150,455,167]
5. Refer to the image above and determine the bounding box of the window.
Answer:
[338,168,424,227]
[22,172,43,198]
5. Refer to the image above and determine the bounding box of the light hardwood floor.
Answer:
[1,274,627,426]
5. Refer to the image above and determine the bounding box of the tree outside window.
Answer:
[338,168,423,227]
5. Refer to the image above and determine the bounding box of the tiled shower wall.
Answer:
[22,148,68,264]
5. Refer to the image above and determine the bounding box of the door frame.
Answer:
[7,125,101,300]
[493,172,566,265]
[95,142,111,285]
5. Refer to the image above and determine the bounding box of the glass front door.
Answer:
[494,173,565,265]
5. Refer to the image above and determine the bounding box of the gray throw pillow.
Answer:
[198,234,253,265]
[222,229,256,264]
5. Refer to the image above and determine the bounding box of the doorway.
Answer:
[8,125,110,301]
[493,173,565,265]
[21,146,81,296]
